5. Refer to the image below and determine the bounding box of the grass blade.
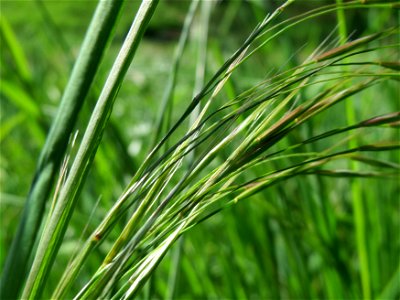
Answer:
[0,1,124,299]
[20,1,159,299]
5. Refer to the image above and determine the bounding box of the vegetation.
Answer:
[0,0,399,299]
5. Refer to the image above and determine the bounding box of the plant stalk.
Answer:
[20,1,158,299]
[0,1,124,299]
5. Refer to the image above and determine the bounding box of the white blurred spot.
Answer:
[128,140,142,156]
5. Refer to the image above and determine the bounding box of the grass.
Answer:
[1,2,125,297]
[1,0,399,299]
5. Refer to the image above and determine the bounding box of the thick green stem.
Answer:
[0,1,124,299]
[335,1,371,298]
[20,1,159,299]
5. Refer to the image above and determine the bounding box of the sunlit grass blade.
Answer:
[25,2,159,299]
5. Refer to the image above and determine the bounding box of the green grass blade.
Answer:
[0,80,41,118]
[0,1,125,299]
[378,265,400,300]
[0,16,32,83]
[335,1,371,296]
[20,1,159,299]
[151,0,199,148]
